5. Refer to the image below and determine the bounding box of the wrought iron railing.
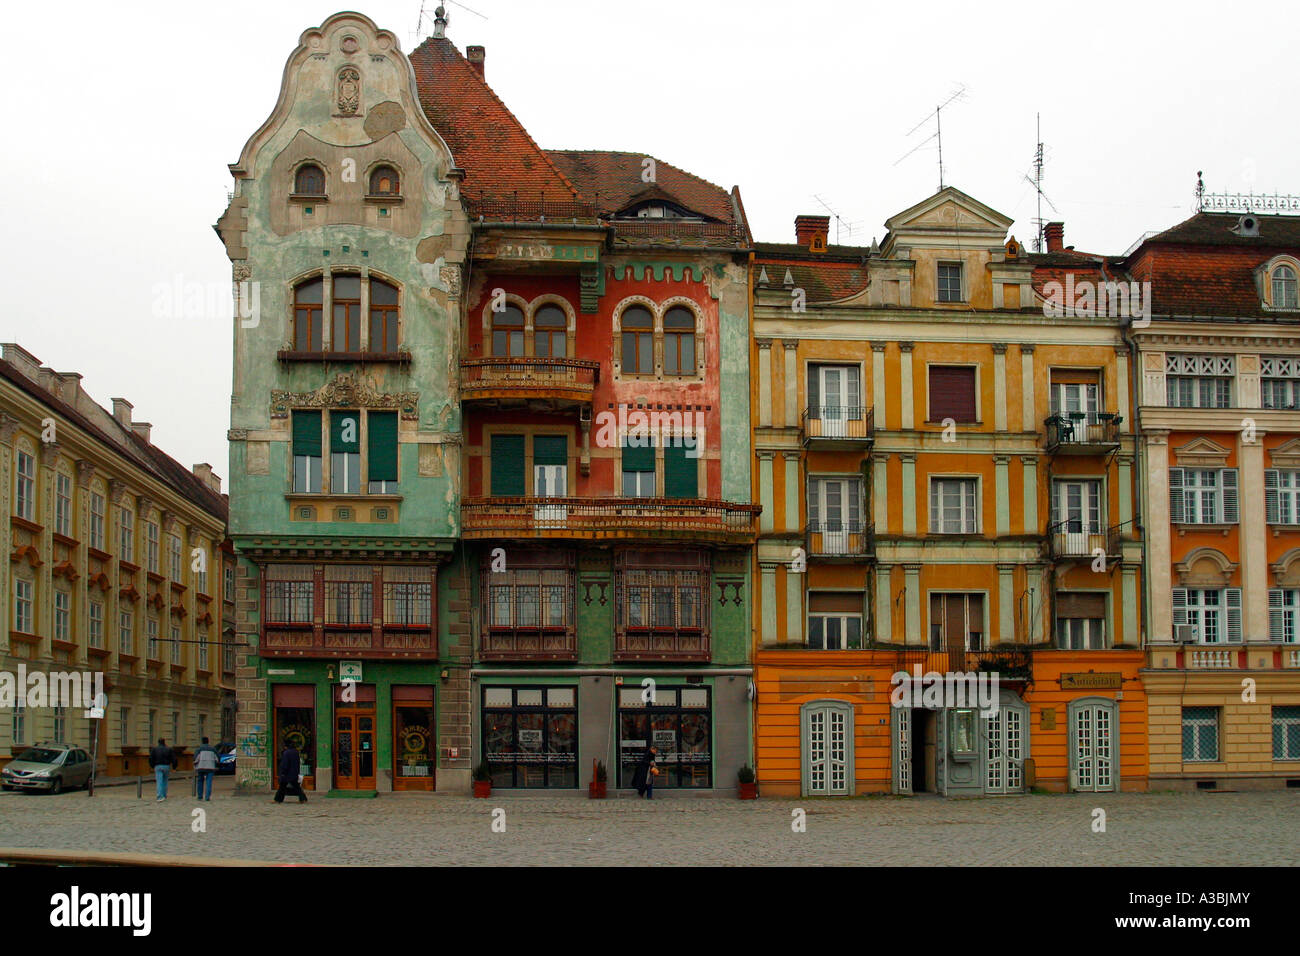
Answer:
[466,195,598,222]
[895,645,1033,680]
[1045,520,1123,560]
[609,219,745,246]
[805,522,874,558]
[1044,413,1121,450]
[461,357,600,394]
[480,629,578,661]
[461,497,760,539]
[801,406,875,442]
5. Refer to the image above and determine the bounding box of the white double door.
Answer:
[806,705,850,795]
[534,464,568,527]
[817,367,860,438]
[985,708,1024,793]
[1072,704,1115,791]
[1053,479,1102,553]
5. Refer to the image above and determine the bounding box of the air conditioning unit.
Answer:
[1174,624,1200,644]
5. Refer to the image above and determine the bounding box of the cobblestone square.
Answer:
[2,780,1297,866]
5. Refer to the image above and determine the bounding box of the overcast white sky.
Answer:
[2,0,1296,482]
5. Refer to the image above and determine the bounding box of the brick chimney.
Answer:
[1044,221,1065,253]
[795,215,831,252]
[466,45,485,77]
[192,463,222,494]
[111,398,133,428]
[131,422,152,444]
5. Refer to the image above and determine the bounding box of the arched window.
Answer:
[1273,265,1298,309]
[293,278,324,351]
[620,305,653,373]
[331,274,362,352]
[369,279,399,352]
[534,305,567,358]
[294,164,326,196]
[663,306,696,375]
[368,165,400,196]
[491,304,525,357]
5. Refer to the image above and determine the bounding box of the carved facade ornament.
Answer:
[270,372,419,421]
[337,67,361,115]
[232,262,251,282]
[108,478,129,504]
[40,441,61,468]
[136,494,155,518]
[227,428,249,442]
[161,509,177,534]
[0,412,18,443]
[439,265,461,298]
[76,459,96,488]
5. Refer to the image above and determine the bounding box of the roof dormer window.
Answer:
[1272,264,1298,310]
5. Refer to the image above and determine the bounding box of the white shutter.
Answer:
[807,478,821,531]
[1171,588,1189,627]
[1225,588,1242,643]
[1220,469,1238,524]
[1265,470,1280,525]
[1269,589,1286,643]
[929,480,940,533]
[847,367,861,418]
[1169,468,1185,524]
[850,479,862,531]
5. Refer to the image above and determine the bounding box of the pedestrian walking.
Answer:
[193,736,218,801]
[149,738,177,801]
[632,745,659,799]
[273,738,308,804]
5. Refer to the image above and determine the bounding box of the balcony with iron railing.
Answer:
[800,405,875,447]
[614,628,710,663]
[1044,413,1122,454]
[479,628,577,662]
[805,522,875,562]
[460,496,761,544]
[460,357,600,406]
[260,622,436,660]
[1045,520,1124,563]
[608,218,746,248]
[895,643,1034,681]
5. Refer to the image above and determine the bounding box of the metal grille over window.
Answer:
[615,550,709,661]
[325,565,372,626]
[383,566,431,627]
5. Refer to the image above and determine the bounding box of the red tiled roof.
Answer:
[408,37,579,204]
[753,244,871,302]
[546,150,740,225]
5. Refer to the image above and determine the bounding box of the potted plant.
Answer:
[737,764,758,800]
[472,762,492,798]
[588,759,607,799]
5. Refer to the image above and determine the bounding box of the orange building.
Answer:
[751,189,1146,796]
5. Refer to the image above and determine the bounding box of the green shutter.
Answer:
[367,412,398,483]
[664,443,698,498]
[621,438,655,473]
[490,435,526,496]
[331,410,360,452]
[533,435,568,466]
[292,411,322,456]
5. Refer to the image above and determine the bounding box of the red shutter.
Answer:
[929,366,977,422]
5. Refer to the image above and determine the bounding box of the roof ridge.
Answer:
[545,148,732,199]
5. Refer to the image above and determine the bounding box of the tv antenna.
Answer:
[811,194,861,245]
[415,0,489,41]
[893,84,968,192]
[1024,113,1059,251]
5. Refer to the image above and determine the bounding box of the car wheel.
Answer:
[49,777,62,795]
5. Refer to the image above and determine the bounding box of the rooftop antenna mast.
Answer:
[894,84,968,192]
[415,0,489,40]
[811,194,859,245]
[1023,114,1058,252]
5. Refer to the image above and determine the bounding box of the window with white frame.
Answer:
[13,705,24,744]
[169,534,182,581]
[146,521,159,573]
[53,705,66,742]
[937,262,964,303]
[1169,468,1238,524]
[14,579,33,634]
[1165,354,1233,408]
[807,612,863,649]
[1269,589,1300,643]
[1261,356,1300,409]
[1271,265,1299,310]
[1273,706,1300,760]
[195,548,208,595]
[55,473,72,536]
[54,589,70,642]
[119,507,134,561]
[929,478,979,534]
[807,476,864,553]
[225,566,235,602]
[1266,470,1300,525]
[119,611,134,655]
[89,491,105,550]
[1182,706,1220,761]
[147,618,159,659]
[89,600,104,649]
[807,365,863,429]
[198,628,209,671]
[1173,587,1242,643]
[14,449,35,520]
[119,706,131,749]
[171,626,182,664]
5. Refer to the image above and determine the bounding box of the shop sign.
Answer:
[652,730,676,750]
[339,660,363,683]
[1060,672,1122,690]
[518,729,543,746]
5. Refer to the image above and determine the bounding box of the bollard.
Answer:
[137,775,142,799]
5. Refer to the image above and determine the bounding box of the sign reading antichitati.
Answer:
[1060,672,1123,690]
[493,242,598,262]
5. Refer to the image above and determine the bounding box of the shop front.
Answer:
[616,684,712,789]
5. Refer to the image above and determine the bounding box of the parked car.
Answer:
[216,742,236,775]
[0,744,94,794]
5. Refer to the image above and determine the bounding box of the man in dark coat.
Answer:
[273,739,308,803]
[149,738,178,801]
[632,746,658,799]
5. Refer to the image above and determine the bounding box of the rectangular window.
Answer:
[13,705,24,745]
[482,556,574,652]
[147,709,157,744]
[119,507,134,561]
[89,601,104,649]
[89,492,105,550]
[1165,354,1234,408]
[1173,587,1243,643]
[223,634,236,674]
[1169,468,1238,524]
[1269,589,1300,644]
[615,551,709,659]
[367,411,399,493]
[331,275,362,352]
[196,555,208,596]
[330,410,362,493]
[53,706,65,742]
[225,566,235,601]
[621,439,656,498]
[929,593,985,652]
[807,477,863,555]
[937,263,963,303]
[663,442,698,499]
[1182,706,1220,761]
[324,566,372,626]
[266,580,315,624]
[198,630,209,671]
[928,366,977,423]
[14,579,33,634]
[1055,592,1108,649]
[1049,374,1103,423]
[146,521,160,574]
[1266,470,1300,525]
[120,707,131,749]
[171,627,182,665]
[55,473,73,536]
[383,567,433,626]
[147,618,159,659]
[1273,706,1300,761]
[806,365,863,431]
[807,592,863,649]
[929,478,979,534]
[169,534,183,581]
[293,410,323,493]
[54,589,70,642]
[171,712,180,745]
[489,434,527,496]
[119,611,134,656]
[1260,356,1300,408]
[15,450,35,520]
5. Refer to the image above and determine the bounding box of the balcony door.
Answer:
[1069,699,1116,792]
[813,366,860,438]
[808,478,861,555]
[985,705,1025,793]
[929,593,984,657]
[533,435,568,528]
[1052,480,1102,554]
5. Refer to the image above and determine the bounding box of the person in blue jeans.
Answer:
[148,738,177,801]
[193,736,218,800]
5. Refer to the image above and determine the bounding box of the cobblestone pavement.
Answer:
[2,777,1297,865]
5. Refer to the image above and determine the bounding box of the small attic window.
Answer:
[621,201,699,221]
[369,165,400,196]
[294,164,326,197]
[1273,264,1298,310]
